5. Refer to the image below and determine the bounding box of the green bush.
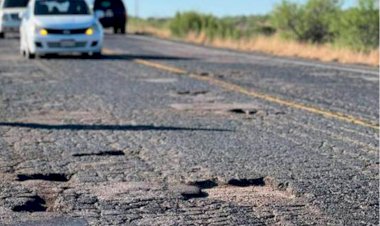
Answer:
[332,0,379,51]
[271,0,378,50]
[169,12,244,40]
[169,12,275,40]
[169,12,206,37]
[136,1,379,52]
[272,0,340,43]
[271,1,304,40]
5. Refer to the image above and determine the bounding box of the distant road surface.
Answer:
[0,34,378,225]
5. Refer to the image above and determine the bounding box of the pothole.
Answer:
[187,179,218,189]
[181,177,267,200]
[179,185,209,200]
[16,173,70,182]
[12,195,47,212]
[72,150,125,157]
[228,177,265,187]
[183,177,329,224]
[171,184,209,200]
[228,109,258,116]
[176,90,209,96]
[170,103,259,113]
[199,72,211,77]
[170,103,285,118]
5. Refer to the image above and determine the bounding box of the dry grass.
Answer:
[208,35,379,66]
[128,22,171,39]
[128,24,379,67]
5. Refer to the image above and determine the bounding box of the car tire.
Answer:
[81,53,90,58]
[120,26,126,34]
[43,53,56,59]
[0,32,4,39]
[28,53,36,59]
[25,49,35,59]
[113,26,118,34]
[92,52,102,59]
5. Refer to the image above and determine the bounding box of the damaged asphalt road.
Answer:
[0,34,378,225]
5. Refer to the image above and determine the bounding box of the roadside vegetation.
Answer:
[128,0,379,66]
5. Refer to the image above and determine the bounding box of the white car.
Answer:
[20,0,103,59]
[0,0,29,38]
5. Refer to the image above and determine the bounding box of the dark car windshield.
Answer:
[94,0,125,12]
[34,0,90,15]
[3,0,29,8]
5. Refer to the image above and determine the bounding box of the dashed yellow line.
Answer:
[103,48,379,131]
[134,59,187,74]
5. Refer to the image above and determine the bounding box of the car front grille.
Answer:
[47,42,87,48]
[46,28,88,35]
[10,13,20,21]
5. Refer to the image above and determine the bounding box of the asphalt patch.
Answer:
[15,217,88,226]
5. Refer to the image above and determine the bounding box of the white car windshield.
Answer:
[34,0,90,15]
[3,0,29,8]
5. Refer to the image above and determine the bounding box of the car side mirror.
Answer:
[95,10,104,19]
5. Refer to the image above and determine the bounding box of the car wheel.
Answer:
[113,26,118,34]
[120,26,126,34]
[43,53,56,59]
[25,49,35,59]
[28,53,36,59]
[0,32,4,39]
[92,52,102,59]
[81,53,90,58]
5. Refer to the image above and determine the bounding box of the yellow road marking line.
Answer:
[134,59,187,74]
[135,59,379,131]
[103,48,379,131]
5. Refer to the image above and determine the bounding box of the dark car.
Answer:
[0,0,30,38]
[93,0,127,34]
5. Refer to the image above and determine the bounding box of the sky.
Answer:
[122,0,357,18]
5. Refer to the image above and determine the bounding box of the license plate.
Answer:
[60,40,75,48]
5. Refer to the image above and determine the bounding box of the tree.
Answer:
[333,0,379,51]
[271,1,304,40]
[272,0,341,43]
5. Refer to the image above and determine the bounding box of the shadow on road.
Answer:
[0,122,231,132]
[103,54,196,61]
[40,54,196,61]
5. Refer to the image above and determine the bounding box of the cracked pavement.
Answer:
[0,34,379,225]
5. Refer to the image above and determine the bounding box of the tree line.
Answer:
[168,0,378,51]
